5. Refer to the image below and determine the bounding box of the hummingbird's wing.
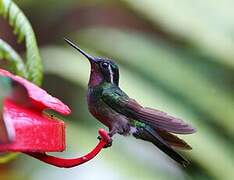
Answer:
[0,77,15,144]
[102,87,196,134]
[0,113,15,144]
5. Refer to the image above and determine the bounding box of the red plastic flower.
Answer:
[0,69,111,168]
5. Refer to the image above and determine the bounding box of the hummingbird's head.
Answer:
[64,38,119,86]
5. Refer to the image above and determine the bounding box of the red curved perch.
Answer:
[24,129,111,168]
[25,139,106,168]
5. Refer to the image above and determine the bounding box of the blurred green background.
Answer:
[0,0,234,180]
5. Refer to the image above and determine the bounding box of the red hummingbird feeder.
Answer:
[0,69,111,168]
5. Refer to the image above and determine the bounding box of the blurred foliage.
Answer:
[0,0,234,180]
[0,39,27,77]
[0,0,43,85]
[123,0,234,69]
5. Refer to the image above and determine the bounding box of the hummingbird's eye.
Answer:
[101,62,109,69]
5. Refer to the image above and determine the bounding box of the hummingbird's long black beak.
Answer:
[64,38,97,63]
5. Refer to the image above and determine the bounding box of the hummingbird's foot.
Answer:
[103,138,112,148]
[97,135,103,141]
[97,135,113,148]
[97,129,112,148]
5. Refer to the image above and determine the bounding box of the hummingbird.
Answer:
[0,76,17,144]
[64,38,196,166]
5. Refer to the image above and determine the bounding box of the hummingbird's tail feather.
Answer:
[156,129,192,150]
[133,126,189,167]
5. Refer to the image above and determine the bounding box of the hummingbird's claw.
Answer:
[103,138,112,148]
[97,128,112,148]
[97,136,101,140]
[97,135,113,148]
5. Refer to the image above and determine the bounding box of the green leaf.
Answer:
[122,0,234,70]
[0,39,28,77]
[0,0,43,85]
[0,153,19,164]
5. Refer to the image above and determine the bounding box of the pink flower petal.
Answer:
[0,69,71,115]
